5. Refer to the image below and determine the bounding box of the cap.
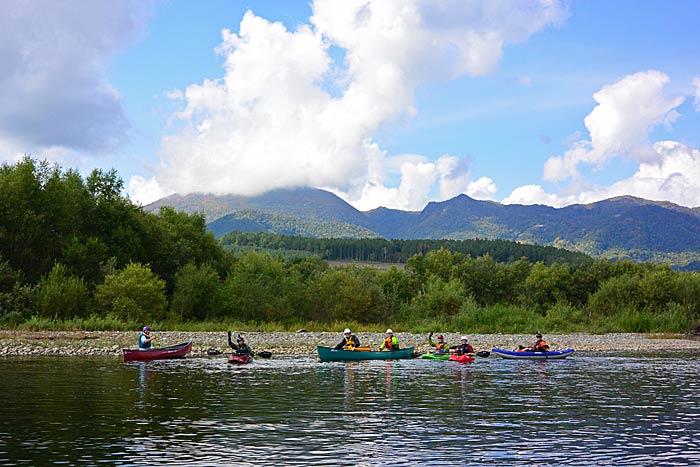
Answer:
[143,326,151,332]
[344,328,351,334]
[460,335,468,341]
[386,329,393,334]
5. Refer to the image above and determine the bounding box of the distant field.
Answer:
[327,260,405,270]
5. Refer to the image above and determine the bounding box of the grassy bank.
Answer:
[5,303,695,335]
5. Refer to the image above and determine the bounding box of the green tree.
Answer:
[309,266,384,323]
[94,263,166,323]
[219,252,291,322]
[35,263,89,319]
[408,275,466,318]
[171,263,222,322]
[524,262,574,313]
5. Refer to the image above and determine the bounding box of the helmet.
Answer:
[142,326,151,332]
[536,333,542,338]
[460,335,468,341]
[236,336,244,342]
[437,334,444,339]
[344,328,352,334]
[386,329,393,334]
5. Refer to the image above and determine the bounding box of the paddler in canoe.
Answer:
[139,326,156,350]
[428,332,449,355]
[334,328,361,350]
[517,332,550,352]
[228,331,254,356]
[379,329,400,351]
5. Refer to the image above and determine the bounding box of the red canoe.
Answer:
[123,341,192,362]
[228,353,252,364]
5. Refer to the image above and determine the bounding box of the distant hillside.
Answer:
[146,190,700,268]
[208,209,379,238]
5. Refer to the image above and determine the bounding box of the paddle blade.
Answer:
[257,351,272,359]
[476,350,491,358]
[206,348,223,356]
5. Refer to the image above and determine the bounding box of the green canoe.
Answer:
[317,346,415,362]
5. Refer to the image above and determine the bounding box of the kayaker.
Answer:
[228,331,254,355]
[138,326,156,350]
[428,332,449,354]
[334,328,361,350]
[452,336,474,355]
[380,329,399,351]
[529,333,550,351]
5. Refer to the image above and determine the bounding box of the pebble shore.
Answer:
[2,330,700,357]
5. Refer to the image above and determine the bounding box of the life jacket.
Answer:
[342,336,357,350]
[533,340,549,351]
[139,333,151,350]
[435,341,448,351]
[456,343,473,355]
[382,336,398,350]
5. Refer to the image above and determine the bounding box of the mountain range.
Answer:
[145,188,700,268]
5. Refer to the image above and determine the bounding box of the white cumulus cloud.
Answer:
[507,70,700,209]
[506,141,700,208]
[543,70,685,181]
[0,0,155,158]
[145,0,567,209]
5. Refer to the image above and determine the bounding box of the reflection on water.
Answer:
[1,353,700,466]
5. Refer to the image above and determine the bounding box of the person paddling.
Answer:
[530,333,549,351]
[428,332,449,354]
[139,326,156,350]
[335,328,361,350]
[452,336,474,355]
[228,331,254,355]
[380,329,399,351]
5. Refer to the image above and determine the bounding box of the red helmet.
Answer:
[437,334,444,339]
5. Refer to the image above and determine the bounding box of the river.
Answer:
[1,352,699,466]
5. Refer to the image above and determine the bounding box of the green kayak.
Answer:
[420,352,450,360]
[317,346,415,362]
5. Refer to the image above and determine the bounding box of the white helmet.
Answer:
[344,328,351,334]
[386,329,393,334]
[460,335,468,341]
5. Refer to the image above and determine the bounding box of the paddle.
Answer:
[207,348,272,358]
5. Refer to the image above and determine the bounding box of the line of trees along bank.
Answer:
[219,231,592,267]
[2,158,700,333]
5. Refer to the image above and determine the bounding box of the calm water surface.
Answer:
[1,352,699,466]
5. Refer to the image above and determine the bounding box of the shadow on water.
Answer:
[1,352,700,465]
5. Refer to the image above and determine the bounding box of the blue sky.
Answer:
[1,0,699,211]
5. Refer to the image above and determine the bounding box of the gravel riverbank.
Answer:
[2,330,700,357]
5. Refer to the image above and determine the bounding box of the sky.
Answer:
[2,0,699,212]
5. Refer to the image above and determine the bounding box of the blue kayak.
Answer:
[492,348,574,360]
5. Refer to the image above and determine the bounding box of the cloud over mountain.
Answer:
[142,0,566,210]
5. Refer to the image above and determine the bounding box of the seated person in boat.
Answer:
[451,336,474,355]
[228,331,254,355]
[379,329,400,351]
[335,328,361,350]
[518,332,550,351]
[530,333,549,351]
[139,326,156,350]
[428,332,449,354]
